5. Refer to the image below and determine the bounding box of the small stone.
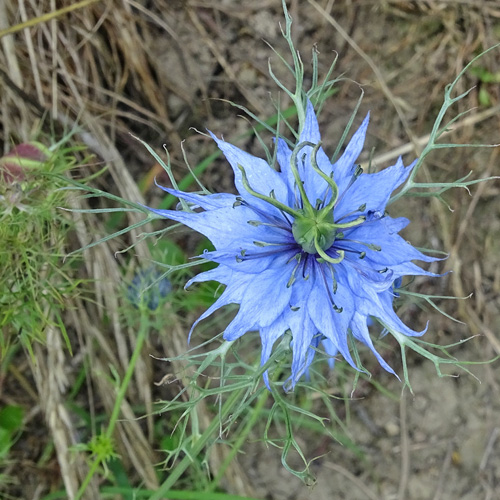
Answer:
[385,421,400,437]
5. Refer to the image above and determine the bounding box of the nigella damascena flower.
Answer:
[148,101,439,390]
[128,268,172,311]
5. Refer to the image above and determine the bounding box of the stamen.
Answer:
[335,164,363,208]
[236,245,296,262]
[253,240,290,247]
[323,261,338,293]
[236,248,247,264]
[287,253,303,288]
[247,219,292,231]
[336,203,367,223]
[302,253,311,280]
[340,239,381,252]
[336,246,367,259]
[237,195,293,228]
[317,262,343,312]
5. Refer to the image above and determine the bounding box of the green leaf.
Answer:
[0,405,24,432]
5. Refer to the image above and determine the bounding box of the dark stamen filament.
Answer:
[287,253,303,288]
[317,263,343,312]
[235,245,296,262]
[236,197,293,228]
[334,165,363,208]
[247,220,292,231]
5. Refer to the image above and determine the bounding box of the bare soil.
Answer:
[1,1,499,499]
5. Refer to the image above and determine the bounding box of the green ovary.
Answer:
[292,210,336,254]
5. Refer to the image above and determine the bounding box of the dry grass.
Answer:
[1,1,499,499]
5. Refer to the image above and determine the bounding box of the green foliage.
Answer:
[470,65,500,106]
[0,405,23,461]
[0,142,84,360]
[52,1,500,495]
[388,44,500,206]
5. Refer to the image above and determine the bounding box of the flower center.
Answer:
[291,209,336,254]
[237,140,366,265]
[287,141,366,263]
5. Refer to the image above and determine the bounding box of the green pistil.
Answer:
[315,244,344,264]
[237,141,367,267]
[238,165,299,218]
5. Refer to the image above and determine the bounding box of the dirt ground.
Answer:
[1,1,500,499]
[150,3,500,498]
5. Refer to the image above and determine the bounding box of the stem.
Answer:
[73,458,101,500]
[74,309,149,500]
[208,387,270,491]
[107,314,149,436]
[149,385,247,500]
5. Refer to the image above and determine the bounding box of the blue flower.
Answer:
[128,268,172,311]
[147,101,439,390]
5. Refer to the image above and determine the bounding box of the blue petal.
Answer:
[259,315,290,389]
[258,270,320,390]
[146,203,293,252]
[346,268,426,338]
[209,132,290,215]
[155,184,237,211]
[185,266,232,288]
[342,258,395,293]
[186,277,245,342]
[351,312,398,377]
[202,246,297,274]
[223,267,293,340]
[293,101,338,203]
[275,138,295,206]
[299,100,322,144]
[333,113,370,192]
[339,216,439,267]
[335,157,414,218]
[285,331,321,392]
[389,261,443,279]
[307,266,358,369]
[286,307,318,391]
[321,338,339,369]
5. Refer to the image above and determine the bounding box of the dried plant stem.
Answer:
[0,0,100,39]
[308,0,418,149]
[31,326,98,500]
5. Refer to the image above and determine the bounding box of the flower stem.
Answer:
[149,384,248,500]
[74,308,150,500]
[207,386,270,491]
[106,309,149,439]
